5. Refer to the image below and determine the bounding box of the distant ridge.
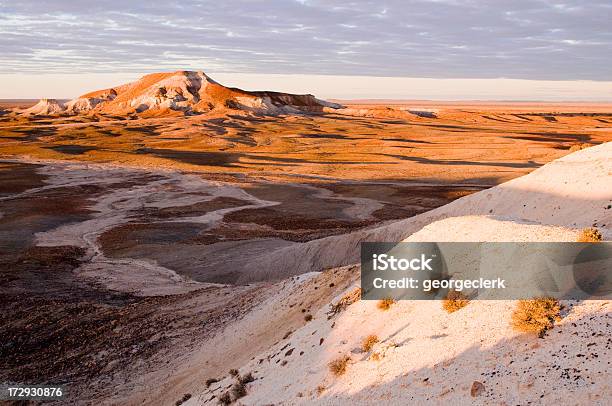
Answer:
[20,71,342,116]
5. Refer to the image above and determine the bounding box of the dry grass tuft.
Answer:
[175,393,191,406]
[377,297,395,311]
[511,297,561,337]
[218,391,232,405]
[361,335,379,352]
[238,372,254,385]
[230,382,247,400]
[568,143,591,152]
[327,287,361,318]
[328,355,351,376]
[577,227,603,242]
[442,290,470,313]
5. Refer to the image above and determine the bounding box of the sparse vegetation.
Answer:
[175,393,191,406]
[568,143,591,152]
[217,372,254,403]
[230,382,247,400]
[377,297,395,311]
[327,287,361,318]
[238,372,254,385]
[361,335,379,352]
[304,314,313,322]
[511,297,562,337]
[442,290,470,313]
[218,391,232,405]
[577,227,603,242]
[328,355,351,376]
[470,381,485,397]
[316,385,326,396]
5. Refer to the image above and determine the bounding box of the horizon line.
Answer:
[1,72,612,102]
[4,98,612,104]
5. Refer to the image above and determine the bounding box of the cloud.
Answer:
[0,0,610,80]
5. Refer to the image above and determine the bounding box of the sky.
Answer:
[1,0,611,100]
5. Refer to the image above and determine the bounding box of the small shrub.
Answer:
[511,297,561,337]
[377,297,395,311]
[328,355,351,376]
[577,227,603,242]
[238,372,254,385]
[304,314,313,322]
[470,381,485,397]
[327,287,361,318]
[361,335,379,352]
[442,290,470,313]
[316,385,326,396]
[175,393,191,406]
[218,391,232,405]
[228,368,239,377]
[568,143,590,152]
[231,382,247,400]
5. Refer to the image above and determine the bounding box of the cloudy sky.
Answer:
[1,0,611,99]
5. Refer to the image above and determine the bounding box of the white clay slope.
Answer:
[189,143,611,405]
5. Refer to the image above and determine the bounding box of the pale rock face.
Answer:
[22,98,66,115]
[128,71,207,112]
[64,88,117,113]
[235,96,274,111]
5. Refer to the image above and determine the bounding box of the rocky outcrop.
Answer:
[22,98,66,115]
[65,88,117,113]
[23,71,342,116]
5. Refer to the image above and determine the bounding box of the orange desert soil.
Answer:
[0,101,611,404]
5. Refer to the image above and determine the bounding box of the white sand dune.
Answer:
[186,143,610,405]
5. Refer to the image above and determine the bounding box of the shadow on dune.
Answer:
[43,145,99,155]
[299,132,349,140]
[507,132,591,143]
[2,126,58,141]
[136,148,243,167]
[382,137,432,144]
[382,154,540,169]
[122,124,162,135]
[137,147,398,167]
